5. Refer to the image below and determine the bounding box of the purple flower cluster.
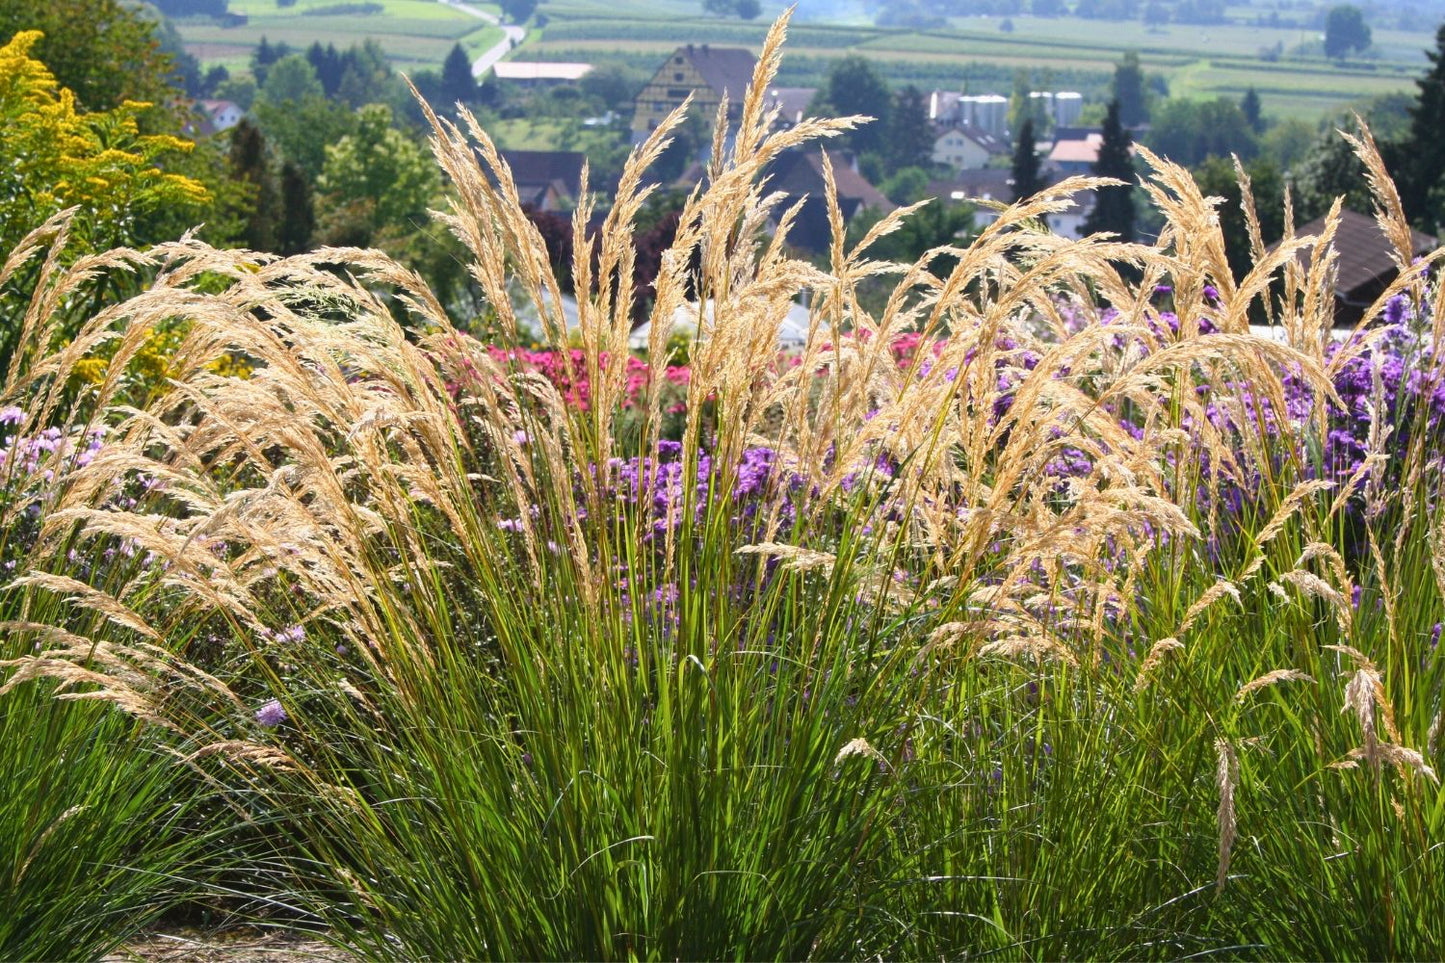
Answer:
[254,698,287,728]
[1314,319,1445,483]
[595,441,801,541]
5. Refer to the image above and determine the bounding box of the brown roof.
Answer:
[763,149,893,253]
[1048,133,1103,165]
[928,169,1015,204]
[680,44,757,100]
[767,149,891,209]
[764,86,816,126]
[498,150,587,201]
[1290,208,1437,299]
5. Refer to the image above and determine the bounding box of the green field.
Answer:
[178,0,1441,123]
[486,116,621,152]
[177,0,503,74]
[521,0,1437,123]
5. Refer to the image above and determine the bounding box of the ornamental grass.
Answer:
[1,11,1444,960]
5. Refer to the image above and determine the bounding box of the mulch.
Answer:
[101,927,350,963]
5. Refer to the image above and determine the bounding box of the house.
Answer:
[763,86,816,130]
[928,169,1015,210]
[1047,190,1096,240]
[1281,209,1438,326]
[497,150,588,211]
[762,149,893,254]
[199,99,244,132]
[492,61,593,89]
[928,169,1095,238]
[931,123,1007,172]
[631,44,757,147]
[1047,127,1105,175]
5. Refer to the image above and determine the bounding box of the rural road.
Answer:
[437,0,527,78]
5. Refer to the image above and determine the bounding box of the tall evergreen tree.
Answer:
[228,119,279,251]
[1113,51,1148,127]
[277,160,315,255]
[441,43,478,106]
[1083,100,1135,241]
[307,42,344,97]
[888,85,934,172]
[1400,23,1445,231]
[1240,86,1263,133]
[1010,119,1043,204]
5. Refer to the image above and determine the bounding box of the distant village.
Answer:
[177,31,1438,327]
[405,42,1118,254]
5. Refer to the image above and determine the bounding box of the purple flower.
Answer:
[255,698,287,728]
[1384,294,1411,327]
[0,406,25,426]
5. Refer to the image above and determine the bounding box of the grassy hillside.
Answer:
[175,0,1438,122]
[523,0,1436,122]
[176,0,504,73]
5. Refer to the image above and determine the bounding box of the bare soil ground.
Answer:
[101,927,350,963]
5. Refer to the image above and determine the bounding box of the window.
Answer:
[667,88,689,99]
[674,72,684,81]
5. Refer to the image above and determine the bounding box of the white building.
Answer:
[492,61,593,89]
[931,124,1007,172]
[199,99,243,131]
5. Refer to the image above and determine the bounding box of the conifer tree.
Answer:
[277,160,314,255]
[1010,119,1043,204]
[1400,23,1445,231]
[1083,100,1135,241]
[228,119,280,251]
[1113,52,1148,127]
[888,85,934,172]
[441,43,477,106]
[1240,87,1262,133]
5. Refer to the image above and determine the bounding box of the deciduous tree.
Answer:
[1146,97,1257,167]
[816,55,892,157]
[0,0,178,111]
[500,0,537,22]
[1324,5,1372,60]
[318,104,439,239]
[1194,155,1284,280]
